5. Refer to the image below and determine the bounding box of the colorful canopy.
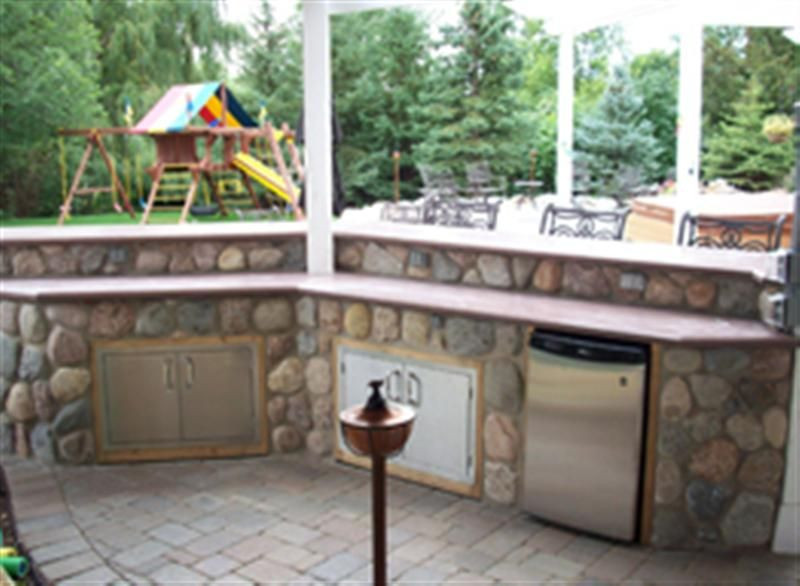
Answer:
[134,82,256,132]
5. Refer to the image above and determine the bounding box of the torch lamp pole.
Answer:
[372,454,387,584]
[339,380,415,586]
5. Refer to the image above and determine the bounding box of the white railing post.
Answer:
[674,16,703,242]
[303,0,334,275]
[556,29,575,202]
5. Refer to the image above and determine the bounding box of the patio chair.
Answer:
[416,163,499,230]
[417,164,462,200]
[539,204,631,241]
[465,160,505,200]
[677,212,786,252]
[426,196,499,230]
[380,201,425,224]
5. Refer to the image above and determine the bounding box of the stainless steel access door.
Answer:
[523,345,647,541]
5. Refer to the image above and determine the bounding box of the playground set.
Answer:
[58,82,305,225]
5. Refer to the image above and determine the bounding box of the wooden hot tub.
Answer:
[626,193,794,247]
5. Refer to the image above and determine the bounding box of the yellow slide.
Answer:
[233,152,297,205]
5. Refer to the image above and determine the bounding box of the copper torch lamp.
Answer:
[339,379,415,586]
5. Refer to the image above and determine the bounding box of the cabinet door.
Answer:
[178,345,259,443]
[100,350,181,446]
[397,359,476,485]
[337,345,404,452]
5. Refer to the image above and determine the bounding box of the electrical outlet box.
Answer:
[619,272,647,291]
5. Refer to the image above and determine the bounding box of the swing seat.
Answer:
[190,204,220,217]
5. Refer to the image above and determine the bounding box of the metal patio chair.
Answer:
[677,212,787,252]
[539,204,631,240]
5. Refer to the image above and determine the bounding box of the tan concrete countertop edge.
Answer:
[0,221,307,244]
[1,272,794,347]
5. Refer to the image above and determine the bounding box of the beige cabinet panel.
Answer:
[101,351,181,446]
[94,336,266,462]
[179,346,258,443]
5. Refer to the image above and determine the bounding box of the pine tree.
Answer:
[703,79,794,191]
[240,0,302,126]
[574,66,661,199]
[417,0,524,185]
[631,50,678,181]
[330,8,431,204]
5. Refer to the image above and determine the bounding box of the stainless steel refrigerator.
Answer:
[523,330,648,541]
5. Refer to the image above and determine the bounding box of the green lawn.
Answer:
[1,209,292,227]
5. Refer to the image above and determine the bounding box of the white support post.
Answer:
[674,18,703,242]
[303,0,334,275]
[556,30,574,202]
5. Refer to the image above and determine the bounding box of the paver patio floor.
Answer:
[4,454,798,584]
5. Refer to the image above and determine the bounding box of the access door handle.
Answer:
[407,372,422,406]
[163,358,174,393]
[385,369,403,402]
[185,356,195,389]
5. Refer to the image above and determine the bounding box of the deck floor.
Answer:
[4,455,798,584]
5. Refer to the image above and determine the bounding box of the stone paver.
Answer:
[194,553,241,578]
[38,550,103,582]
[2,455,798,585]
[309,551,368,582]
[238,558,300,582]
[150,562,206,584]
[148,521,201,546]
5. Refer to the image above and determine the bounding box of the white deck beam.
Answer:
[303,0,334,275]
[556,30,575,202]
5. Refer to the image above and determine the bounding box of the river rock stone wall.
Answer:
[0,295,320,463]
[1,289,794,550]
[0,238,305,278]
[336,240,772,321]
[652,345,792,548]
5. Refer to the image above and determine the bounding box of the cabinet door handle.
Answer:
[407,372,421,406]
[385,369,402,402]
[163,359,174,392]
[185,356,194,389]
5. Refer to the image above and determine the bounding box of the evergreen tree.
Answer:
[516,20,626,193]
[240,0,302,126]
[331,8,431,204]
[631,49,678,181]
[417,0,524,185]
[574,67,660,199]
[703,79,794,191]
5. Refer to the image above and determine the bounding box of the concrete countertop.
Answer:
[1,272,793,346]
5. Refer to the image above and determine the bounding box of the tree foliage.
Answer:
[2,1,798,218]
[0,0,106,216]
[574,67,661,198]
[417,0,524,184]
[630,49,678,180]
[704,79,794,191]
[239,0,302,127]
[703,26,799,137]
[330,8,432,203]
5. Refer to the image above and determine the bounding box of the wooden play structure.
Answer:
[58,82,305,224]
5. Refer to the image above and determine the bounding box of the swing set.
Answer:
[58,82,305,225]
